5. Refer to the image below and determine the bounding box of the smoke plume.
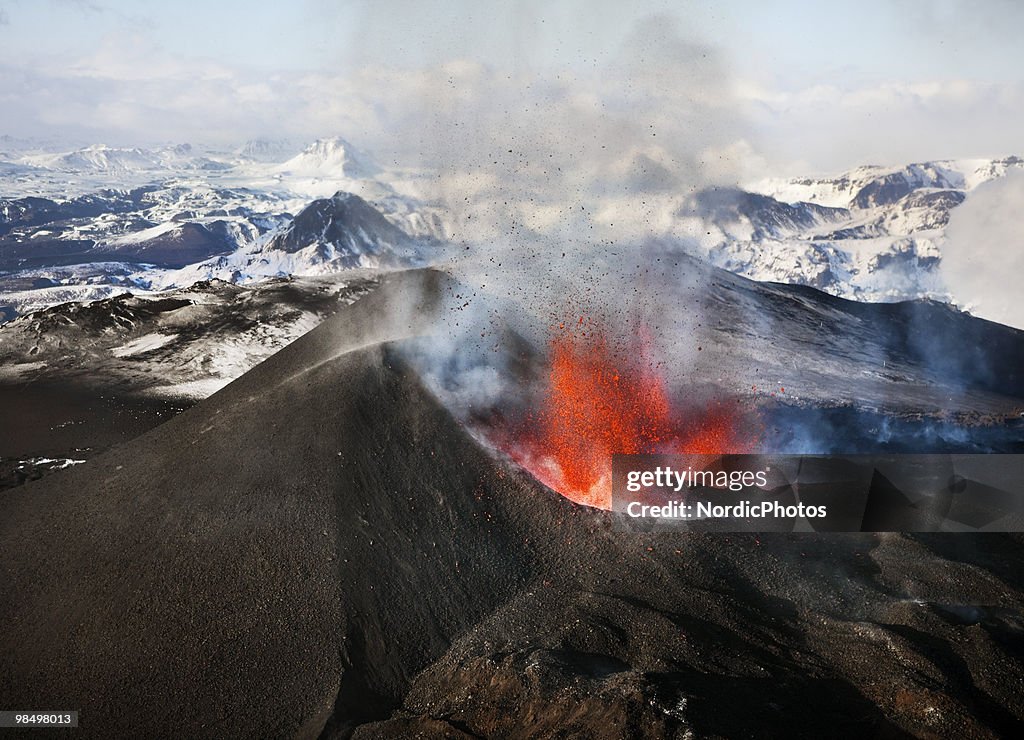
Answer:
[942,168,1024,330]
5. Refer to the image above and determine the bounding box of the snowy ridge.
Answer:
[0,276,379,398]
[673,156,1024,302]
[274,137,378,179]
[148,192,437,288]
[751,158,1023,207]
[0,146,444,316]
[3,139,1023,321]
[18,143,230,175]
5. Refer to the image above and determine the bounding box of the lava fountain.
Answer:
[505,317,756,509]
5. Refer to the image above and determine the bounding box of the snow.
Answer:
[748,158,1024,207]
[235,138,302,163]
[17,457,86,470]
[3,139,1024,325]
[0,361,48,381]
[675,156,1024,305]
[111,332,179,357]
[105,221,181,245]
[274,137,377,179]
[147,377,233,400]
[1,285,134,318]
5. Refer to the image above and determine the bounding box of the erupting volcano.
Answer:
[6,269,1024,738]
[507,317,756,508]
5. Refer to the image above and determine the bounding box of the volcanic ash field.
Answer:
[2,267,1024,738]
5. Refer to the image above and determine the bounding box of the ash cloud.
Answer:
[385,13,747,244]
[384,10,750,427]
[403,239,724,441]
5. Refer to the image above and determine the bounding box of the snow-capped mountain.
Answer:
[0,184,295,268]
[274,137,378,179]
[152,192,437,288]
[754,158,1024,207]
[0,190,435,316]
[18,143,230,175]
[674,157,1024,302]
[267,192,420,262]
[3,137,1022,325]
[0,156,439,319]
[0,136,394,201]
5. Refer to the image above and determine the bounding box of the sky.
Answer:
[1,0,1023,177]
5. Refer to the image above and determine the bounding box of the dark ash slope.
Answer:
[0,270,1022,738]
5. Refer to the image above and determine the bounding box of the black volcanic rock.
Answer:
[0,188,156,237]
[0,276,374,397]
[100,220,239,267]
[899,188,966,225]
[1,270,1023,738]
[266,191,421,266]
[0,237,100,271]
[0,277,378,495]
[851,169,961,209]
[0,270,548,737]
[772,282,1024,401]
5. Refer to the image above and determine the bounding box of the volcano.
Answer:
[2,269,1024,738]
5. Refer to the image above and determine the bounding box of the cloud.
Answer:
[739,78,1024,175]
[0,13,755,244]
[942,167,1024,329]
[891,0,1024,40]
[361,14,749,241]
[2,3,1021,240]
[53,0,107,13]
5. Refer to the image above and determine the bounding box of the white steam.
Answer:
[942,168,1024,330]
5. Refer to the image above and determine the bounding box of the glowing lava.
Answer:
[509,318,754,509]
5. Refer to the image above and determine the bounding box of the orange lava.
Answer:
[509,319,754,509]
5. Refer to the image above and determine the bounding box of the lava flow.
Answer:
[507,318,754,509]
